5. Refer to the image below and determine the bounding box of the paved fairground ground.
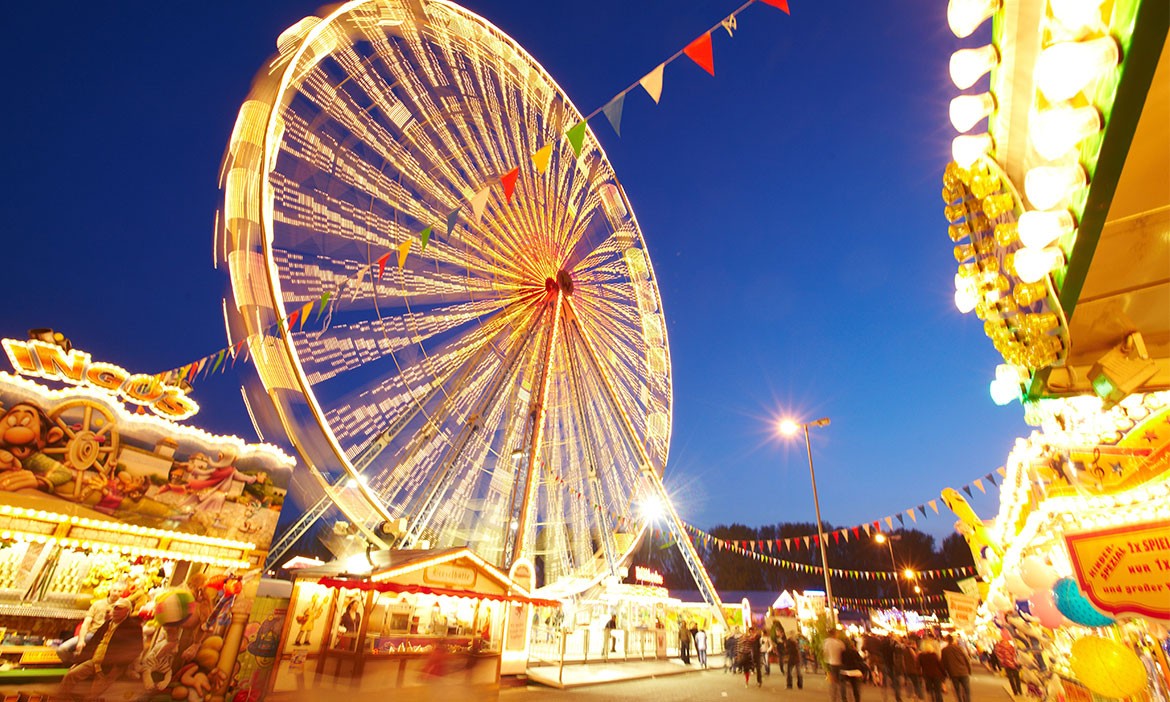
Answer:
[505,664,1014,702]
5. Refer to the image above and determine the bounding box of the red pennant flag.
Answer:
[759,0,790,13]
[833,531,840,544]
[376,252,391,280]
[286,309,300,332]
[501,167,520,203]
[872,521,881,533]
[684,33,715,76]
[852,526,861,539]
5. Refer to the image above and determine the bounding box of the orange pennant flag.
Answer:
[684,33,715,76]
[501,167,519,203]
[974,478,986,493]
[640,64,664,104]
[397,240,412,270]
[532,143,553,174]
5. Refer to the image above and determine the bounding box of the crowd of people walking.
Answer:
[821,629,977,702]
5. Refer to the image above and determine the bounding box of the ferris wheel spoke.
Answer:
[399,298,552,547]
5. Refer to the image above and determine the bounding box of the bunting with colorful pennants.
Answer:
[152,0,796,389]
[675,467,1007,556]
[682,524,977,582]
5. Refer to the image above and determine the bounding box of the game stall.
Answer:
[0,333,294,697]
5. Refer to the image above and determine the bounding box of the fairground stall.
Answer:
[0,333,294,697]
[270,547,557,700]
[937,0,1168,696]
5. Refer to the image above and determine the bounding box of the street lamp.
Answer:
[779,416,835,627]
[873,533,904,601]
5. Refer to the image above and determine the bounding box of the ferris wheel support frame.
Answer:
[564,298,726,627]
[507,288,566,568]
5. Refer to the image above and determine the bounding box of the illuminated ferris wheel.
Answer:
[218,0,675,588]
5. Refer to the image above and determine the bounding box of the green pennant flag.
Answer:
[420,226,432,251]
[316,292,332,320]
[565,120,588,158]
[210,349,227,374]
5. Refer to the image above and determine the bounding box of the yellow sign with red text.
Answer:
[1065,519,1170,621]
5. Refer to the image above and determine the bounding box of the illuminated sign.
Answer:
[634,566,663,585]
[423,563,477,588]
[1065,519,1170,621]
[2,339,198,420]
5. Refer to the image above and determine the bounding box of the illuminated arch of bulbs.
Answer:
[942,0,1126,405]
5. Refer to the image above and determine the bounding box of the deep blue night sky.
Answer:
[4,0,1027,544]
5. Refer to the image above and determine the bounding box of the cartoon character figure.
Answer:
[0,402,71,492]
[174,451,266,530]
[293,594,324,646]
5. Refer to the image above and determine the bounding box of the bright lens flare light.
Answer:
[903,569,917,580]
[874,533,888,544]
[779,419,800,436]
[639,495,665,523]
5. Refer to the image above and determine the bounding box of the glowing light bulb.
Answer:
[952,133,993,168]
[948,0,1001,38]
[1050,0,1106,36]
[950,93,997,133]
[1035,37,1119,102]
[994,223,1018,246]
[1018,210,1076,249]
[1024,164,1086,210]
[1013,281,1048,307]
[950,44,999,90]
[982,192,1015,219]
[954,243,977,262]
[1031,106,1101,160]
[991,377,1021,405]
[949,223,971,242]
[955,287,979,313]
[1014,246,1065,283]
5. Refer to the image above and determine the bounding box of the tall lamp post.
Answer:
[779,417,835,628]
[873,533,904,600]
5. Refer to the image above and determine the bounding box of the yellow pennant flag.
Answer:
[640,64,664,104]
[929,499,939,514]
[885,516,894,530]
[397,240,412,269]
[531,143,553,174]
[907,509,917,523]
[974,478,986,494]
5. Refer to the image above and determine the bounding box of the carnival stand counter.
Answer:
[273,547,558,700]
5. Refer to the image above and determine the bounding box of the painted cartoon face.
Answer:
[0,403,62,460]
